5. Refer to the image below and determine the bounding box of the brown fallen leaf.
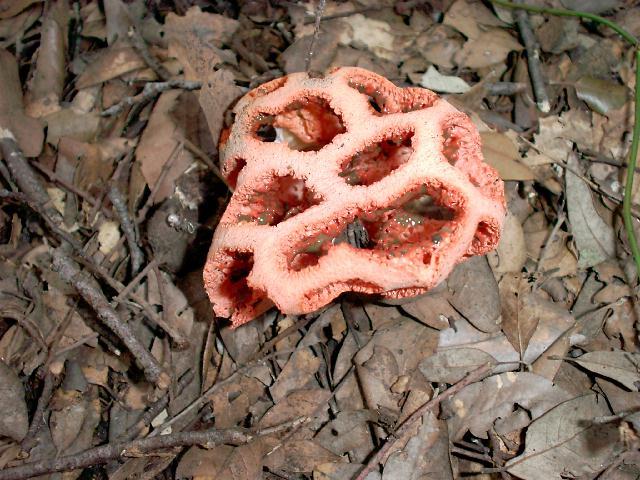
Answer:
[24,0,67,118]
[0,359,28,442]
[506,394,622,479]
[455,29,522,69]
[76,43,146,89]
[0,0,40,19]
[0,49,44,156]
[270,349,321,402]
[448,372,572,440]
[480,132,535,181]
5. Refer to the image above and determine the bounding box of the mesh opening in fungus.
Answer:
[253,96,345,151]
[226,157,247,188]
[235,175,322,226]
[339,130,414,186]
[218,251,263,311]
[288,184,459,271]
[442,123,467,166]
[470,220,498,253]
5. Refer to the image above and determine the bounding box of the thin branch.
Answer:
[304,0,326,73]
[128,26,171,81]
[0,419,303,480]
[101,80,201,117]
[354,364,492,480]
[109,184,144,275]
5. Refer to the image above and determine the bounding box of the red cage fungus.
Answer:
[204,67,506,327]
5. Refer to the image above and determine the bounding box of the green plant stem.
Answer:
[623,49,640,277]
[491,0,640,280]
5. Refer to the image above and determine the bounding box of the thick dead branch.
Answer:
[1,428,249,480]
[514,0,550,113]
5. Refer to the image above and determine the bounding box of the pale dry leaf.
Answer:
[176,445,235,479]
[44,108,100,146]
[506,394,622,479]
[447,256,501,333]
[136,90,194,204]
[76,44,145,89]
[488,210,527,273]
[480,132,535,181]
[0,0,40,19]
[574,76,629,115]
[0,360,28,442]
[97,220,121,254]
[443,0,505,40]
[338,13,412,62]
[565,153,616,268]
[217,441,264,480]
[419,66,469,94]
[264,439,341,474]
[419,348,497,383]
[439,317,519,367]
[24,0,67,118]
[382,411,446,480]
[455,29,522,69]
[448,372,572,440]
[572,351,640,391]
[259,388,330,428]
[314,463,362,480]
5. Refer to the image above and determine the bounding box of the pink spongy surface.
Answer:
[204,67,506,327]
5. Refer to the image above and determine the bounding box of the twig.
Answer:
[109,184,144,274]
[128,26,171,81]
[182,138,231,190]
[120,370,195,441]
[51,247,169,389]
[0,129,61,224]
[136,141,182,223]
[113,258,158,304]
[0,419,303,480]
[101,80,201,117]
[304,0,326,73]
[513,0,550,113]
[354,364,492,480]
[150,347,311,436]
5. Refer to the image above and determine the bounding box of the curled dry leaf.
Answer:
[136,91,195,204]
